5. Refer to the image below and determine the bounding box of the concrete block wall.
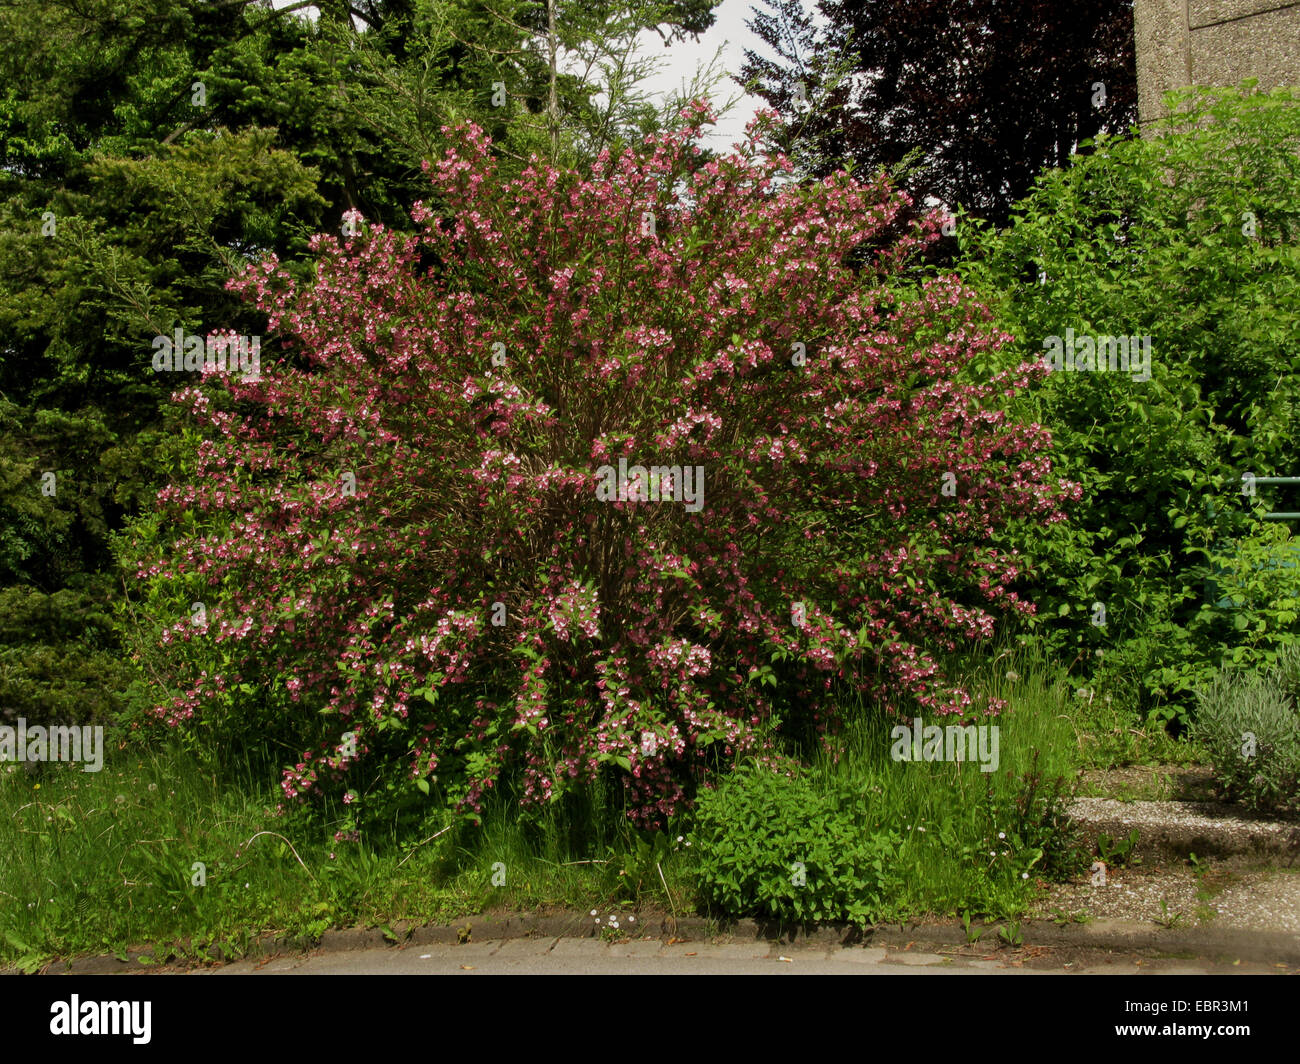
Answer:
[1135,0,1299,126]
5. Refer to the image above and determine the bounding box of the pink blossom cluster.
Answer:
[137,100,1076,825]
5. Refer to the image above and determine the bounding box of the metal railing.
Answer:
[1248,476,1300,521]
[1205,476,1300,608]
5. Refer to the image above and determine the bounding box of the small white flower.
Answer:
[998,832,1006,840]
[1022,872,1029,880]
[591,909,597,916]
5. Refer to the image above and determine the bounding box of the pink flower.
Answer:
[143,97,1068,828]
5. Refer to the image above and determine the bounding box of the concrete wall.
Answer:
[1135,0,1300,126]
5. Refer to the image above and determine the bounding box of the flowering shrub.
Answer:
[133,101,1075,827]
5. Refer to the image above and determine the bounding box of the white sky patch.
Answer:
[626,0,772,152]
[270,0,787,154]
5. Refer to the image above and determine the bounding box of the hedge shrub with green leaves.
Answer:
[952,83,1300,724]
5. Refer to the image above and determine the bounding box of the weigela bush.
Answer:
[136,101,1075,826]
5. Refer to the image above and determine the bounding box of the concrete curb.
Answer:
[24,910,1300,974]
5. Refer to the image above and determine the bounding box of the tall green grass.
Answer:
[0,738,691,971]
[1,643,1199,969]
[794,645,1089,920]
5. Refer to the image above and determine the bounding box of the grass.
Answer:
[784,645,1090,922]
[1066,689,1202,769]
[0,740,693,971]
[0,643,1211,970]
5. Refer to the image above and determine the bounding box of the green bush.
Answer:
[952,82,1300,726]
[0,578,137,731]
[1193,648,1300,812]
[688,763,901,926]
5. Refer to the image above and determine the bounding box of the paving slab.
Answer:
[883,951,950,967]
[837,948,890,964]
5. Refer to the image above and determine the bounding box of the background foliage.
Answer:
[952,83,1300,725]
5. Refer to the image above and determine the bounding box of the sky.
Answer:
[268,0,798,153]
[625,0,777,151]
